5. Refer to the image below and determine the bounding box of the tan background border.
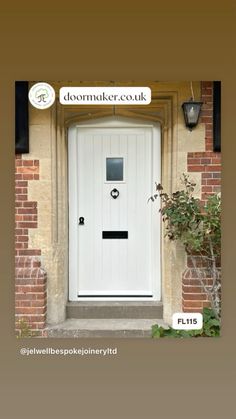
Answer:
[0,2,235,419]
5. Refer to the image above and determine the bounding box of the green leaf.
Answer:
[208,319,220,327]
[152,325,164,338]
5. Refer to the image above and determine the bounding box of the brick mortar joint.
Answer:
[15,256,41,266]
[15,267,47,278]
[183,267,221,278]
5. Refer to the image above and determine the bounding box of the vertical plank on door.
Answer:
[127,132,137,290]
[93,133,103,291]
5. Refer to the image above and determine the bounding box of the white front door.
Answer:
[68,118,161,301]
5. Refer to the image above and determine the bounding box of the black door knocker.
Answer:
[110,188,119,199]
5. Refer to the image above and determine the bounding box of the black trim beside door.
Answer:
[213,81,221,152]
[15,81,29,154]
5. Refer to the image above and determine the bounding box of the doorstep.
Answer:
[46,318,168,338]
[66,301,163,319]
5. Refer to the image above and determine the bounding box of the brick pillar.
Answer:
[15,257,47,336]
[182,256,212,313]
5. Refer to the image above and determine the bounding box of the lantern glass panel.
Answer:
[185,103,199,125]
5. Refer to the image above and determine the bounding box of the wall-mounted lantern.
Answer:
[182,99,203,131]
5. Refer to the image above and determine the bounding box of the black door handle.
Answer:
[110,188,119,199]
[79,217,85,225]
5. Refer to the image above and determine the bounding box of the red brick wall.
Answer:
[188,81,221,200]
[15,257,47,335]
[182,269,214,313]
[182,81,221,313]
[15,155,47,336]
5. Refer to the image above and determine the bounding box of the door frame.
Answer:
[68,116,161,301]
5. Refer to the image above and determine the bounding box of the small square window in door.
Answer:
[106,158,123,181]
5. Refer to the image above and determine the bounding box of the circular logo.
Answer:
[28,82,55,109]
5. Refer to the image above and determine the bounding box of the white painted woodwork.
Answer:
[68,118,161,301]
